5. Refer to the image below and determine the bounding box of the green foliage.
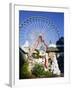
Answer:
[32,53,39,59]
[21,60,31,79]
[32,49,40,59]
[43,71,54,77]
[32,63,58,78]
[32,64,45,77]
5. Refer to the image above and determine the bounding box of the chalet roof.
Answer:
[46,47,59,52]
[48,44,56,48]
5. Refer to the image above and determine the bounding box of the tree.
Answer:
[56,37,64,52]
[56,37,64,74]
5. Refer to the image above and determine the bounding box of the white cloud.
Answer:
[22,40,29,47]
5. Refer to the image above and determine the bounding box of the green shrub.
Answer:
[20,61,59,79]
[43,71,53,77]
[21,61,31,79]
[32,63,45,77]
[32,63,58,78]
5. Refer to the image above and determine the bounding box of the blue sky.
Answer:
[19,10,64,46]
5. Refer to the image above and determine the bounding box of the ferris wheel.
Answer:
[19,16,60,45]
